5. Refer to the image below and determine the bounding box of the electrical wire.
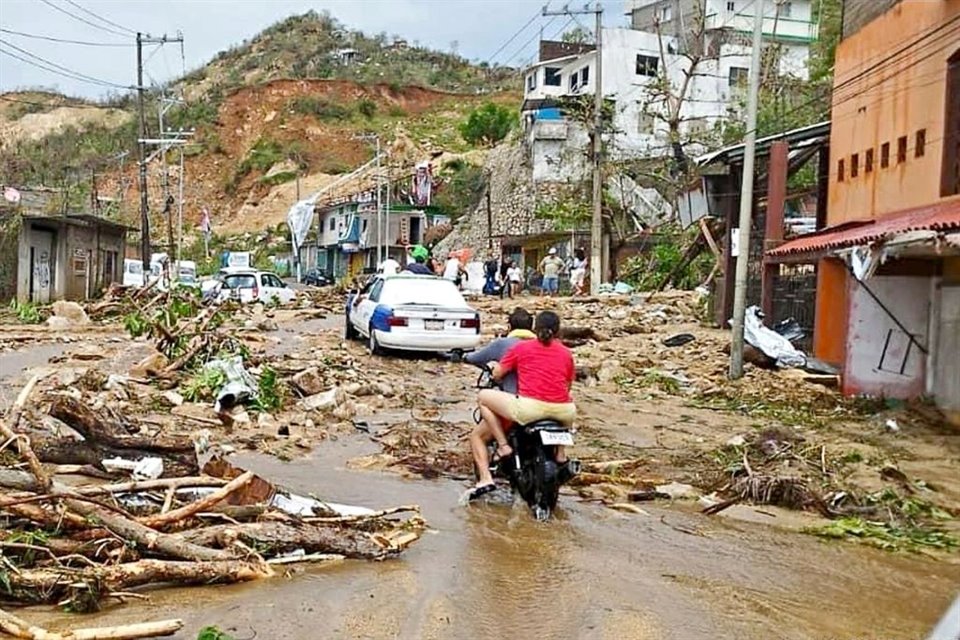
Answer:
[36,0,131,39]
[0,27,134,47]
[0,42,132,89]
[61,0,136,36]
[485,6,544,66]
[508,15,563,69]
[0,95,116,110]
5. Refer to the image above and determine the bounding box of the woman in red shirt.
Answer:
[469,310,576,494]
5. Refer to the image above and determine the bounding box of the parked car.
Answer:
[345,274,481,355]
[303,267,333,287]
[213,269,297,305]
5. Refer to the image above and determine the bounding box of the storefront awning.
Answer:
[767,200,960,258]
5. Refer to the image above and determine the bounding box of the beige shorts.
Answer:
[506,396,576,427]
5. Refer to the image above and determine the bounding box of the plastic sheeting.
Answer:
[741,305,807,368]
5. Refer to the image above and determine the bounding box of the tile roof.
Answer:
[767,199,960,256]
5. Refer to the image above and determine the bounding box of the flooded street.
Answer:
[26,440,960,640]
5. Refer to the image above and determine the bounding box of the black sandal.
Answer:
[468,483,497,501]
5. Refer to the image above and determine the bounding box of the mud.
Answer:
[7,298,960,639]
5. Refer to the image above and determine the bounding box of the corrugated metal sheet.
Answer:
[768,200,960,256]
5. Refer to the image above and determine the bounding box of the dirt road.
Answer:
[3,294,959,639]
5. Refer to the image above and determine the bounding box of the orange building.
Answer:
[768,0,960,420]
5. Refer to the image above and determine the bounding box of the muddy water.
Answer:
[28,433,960,640]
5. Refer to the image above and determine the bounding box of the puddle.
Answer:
[24,432,960,640]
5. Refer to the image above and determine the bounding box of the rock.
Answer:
[292,367,326,396]
[161,390,184,407]
[232,409,251,424]
[257,413,276,427]
[45,316,74,330]
[726,435,747,447]
[332,399,357,421]
[50,301,90,325]
[374,382,395,397]
[654,482,699,500]
[301,387,344,412]
[130,351,169,377]
[304,418,315,429]
[607,309,629,320]
[256,319,279,332]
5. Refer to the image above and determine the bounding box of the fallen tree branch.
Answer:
[1,372,53,493]
[0,607,183,639]
[139,471,254,529]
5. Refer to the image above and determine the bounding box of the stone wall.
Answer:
[842,0,901,39]
[435,142,568,258]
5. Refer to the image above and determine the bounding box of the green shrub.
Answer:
[459,102,514,147]
[289,96,351,120]
[258,170,298,187]
[356,98,377,119]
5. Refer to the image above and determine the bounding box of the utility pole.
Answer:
[136,32,185,272]
[544,2,604,294]
[136,32,149,273]
[486,186,493,251]
[728,0,765,379]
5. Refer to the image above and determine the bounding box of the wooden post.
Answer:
[762,140,789,318]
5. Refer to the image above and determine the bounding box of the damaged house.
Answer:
[766,0,960,421]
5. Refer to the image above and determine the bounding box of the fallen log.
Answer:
[32,437,198,478]
[139,471,254,529]
[1,373,53,493]
[184,520,408,560]
[2,559,271,609]
[48,397,195,453]
[0,607,182,639]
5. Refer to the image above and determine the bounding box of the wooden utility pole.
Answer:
[728,0,765,379]
[486,186,493,251]
[544,3,604,293]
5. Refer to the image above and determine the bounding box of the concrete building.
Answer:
[766,0,960,421]
[15,213,129,303]
[625,0,817,77]
[311,198,447,279]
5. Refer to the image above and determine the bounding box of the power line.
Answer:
[36,0,131,39]
[0,27,134,47]
[61,0,136,35]
[485,7,543,65]
[0,95,119,110]
[507,15,563,69]
[0,39,132,89]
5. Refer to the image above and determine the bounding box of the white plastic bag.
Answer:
[739,306,807,368]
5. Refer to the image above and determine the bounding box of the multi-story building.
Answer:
[767,0,960,421]
[522,0,818,183]
[312,199,447,279]
[626,0,818,77]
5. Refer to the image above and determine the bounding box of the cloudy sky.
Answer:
[0,0,628,99]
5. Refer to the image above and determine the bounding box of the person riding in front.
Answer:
[469,310,576,496]
[403,245,433,275]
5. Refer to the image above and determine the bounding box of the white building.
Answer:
[522,1,818,182]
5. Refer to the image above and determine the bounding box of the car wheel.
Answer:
[368,325,383,355]
[345,315,358,340]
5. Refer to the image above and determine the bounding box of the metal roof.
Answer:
[696,121,831,167]
[767,199,960,257]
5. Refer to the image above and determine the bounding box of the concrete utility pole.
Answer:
[728,0,765,379]
[543,2,604,294]
[135,32,185,272]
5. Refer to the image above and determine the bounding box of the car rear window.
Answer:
[380,278,467,307]
[224,274,256,289]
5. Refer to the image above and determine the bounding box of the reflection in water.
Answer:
[459,501,583,638]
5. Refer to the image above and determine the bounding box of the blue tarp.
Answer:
[537,107,562,121]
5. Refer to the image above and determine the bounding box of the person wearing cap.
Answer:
[404,245,433,275]
[538,247,564,297]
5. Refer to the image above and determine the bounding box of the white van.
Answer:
[123,259,145,287]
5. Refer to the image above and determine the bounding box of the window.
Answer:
[570,66,590,92]
[544,67,561,86]
[897,136,908,163]
[660,4,672,21]
[727,1,736,11]
[328,217,335,231]
[636,54,659,77]
[851,153,859,178]
[728,66,749,87]
[778,1,792,18]
[362,219,368,232]
[569,72,578,92]
[881,142,890,168]
[368,279,384,303]
[837,158,845,182]
[580,66,589,87]
[942,50,960,196]
[915,129,926,157]
[865,148,874,173]
[638,111,655,134]
[526,73,537,92]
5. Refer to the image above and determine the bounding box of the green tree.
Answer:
[561,26,593,45]
[458,103,514,147]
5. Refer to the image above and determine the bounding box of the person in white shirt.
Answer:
[506,261,523,297]
[378,256,401,276]
[443,253,463,287]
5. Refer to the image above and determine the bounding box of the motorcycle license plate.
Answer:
[425,319,444,331]
[540,431,574,446]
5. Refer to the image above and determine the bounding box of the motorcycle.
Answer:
[471,364,579,521]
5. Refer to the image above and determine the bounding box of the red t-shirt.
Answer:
[499,339,574,403]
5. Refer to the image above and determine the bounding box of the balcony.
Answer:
[705,12,819,42]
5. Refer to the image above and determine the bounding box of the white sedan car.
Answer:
[345,274,481,354]
[210,269,297,305]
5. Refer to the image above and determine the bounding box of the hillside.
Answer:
[0,10,520,235]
